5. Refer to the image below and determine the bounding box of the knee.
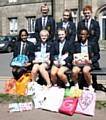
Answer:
[83,68,89,75]
[72,69,79,75]
[39,65,45,72]
[57,71,63,77]
[31,68,38,75]
[51,70,56,77]
[12,67,17,73]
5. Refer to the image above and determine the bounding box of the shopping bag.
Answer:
[75,89,96,116]
[4,78,16,94]
[26,81,43,96]
[64,86,82,98]
[10,55,29,67]
[41,87,65,112]
[9,102,33,112]
[18,102,33,112]
[16,73,31,95]
[59,97,78,115]
[32,88,47,109]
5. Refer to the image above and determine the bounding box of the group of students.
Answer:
[11,4,100,90]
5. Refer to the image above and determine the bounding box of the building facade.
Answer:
[0,0,106,42]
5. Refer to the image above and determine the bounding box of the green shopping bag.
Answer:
[64,86,82,98]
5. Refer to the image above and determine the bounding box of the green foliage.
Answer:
[96,101,106,109]
[0,93,32,103]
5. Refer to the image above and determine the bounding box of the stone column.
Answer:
[53,0,65,22]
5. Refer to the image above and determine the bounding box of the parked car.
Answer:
[27,33,36,45]
[0,35,17,53]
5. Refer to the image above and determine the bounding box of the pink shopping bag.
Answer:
[59,97,78,115]
[75,90,96,116]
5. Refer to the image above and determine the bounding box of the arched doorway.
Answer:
[96,5,106,41]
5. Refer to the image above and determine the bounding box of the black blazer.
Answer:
[74,40,100,69]
[56,21,76,44]
[34,41,52,53]
[51,40,74,68]
[77,19,100,43]
[35,16,56,42]
[13,40,35,62]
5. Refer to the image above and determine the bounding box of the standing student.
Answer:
[77,5,100,88]
[31,29,52,88]
[56,9,76,44]
[72,27,100,90]
[35,3,56,42]
[50,28,74,87]
[11,29,35,80]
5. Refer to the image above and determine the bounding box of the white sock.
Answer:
[65,82,70,87]
[75,82,79,89]
[88,85,94,91]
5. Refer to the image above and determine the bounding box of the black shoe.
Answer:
[95,84,106,92]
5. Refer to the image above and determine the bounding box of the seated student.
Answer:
[71,27,100,91]
[50,28,74,87]
[31,29,52,88]
[11,29,35,80]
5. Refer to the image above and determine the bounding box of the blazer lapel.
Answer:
[89,19,93,30]
[62,40,68,54]
[40,17,43,29]
[46,43,51,52]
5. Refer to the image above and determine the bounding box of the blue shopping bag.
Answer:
[10,55,29,67]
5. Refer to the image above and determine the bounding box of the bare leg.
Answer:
[72,66,81,82]
[83,66,92,86]
[39,63,52,87]
[57,66,68,84]
[50,65,59,85]
[72,66,81,88]
[31,64,39,81]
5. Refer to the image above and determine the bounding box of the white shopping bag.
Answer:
[9,102,33,112]
[32,88,48,109]
[9,103,20,112]
[19,102,33,112]
[75,89,96,116]
[26,81,43,96]
[41,86,65,112]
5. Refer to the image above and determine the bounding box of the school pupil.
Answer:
[35,3,56,42]
[31,29,52,88]
[11,29,35,80]
[56,9,76,44]
[50,28,74,87]
[72,27,100,91]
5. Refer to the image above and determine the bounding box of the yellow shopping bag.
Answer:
[16,73,31,95]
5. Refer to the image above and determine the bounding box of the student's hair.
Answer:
[63,9,73,22]
[78,27,89,42]
[79,27,89,34]
[18,29,28,41]
[83,5,92,12]
[40,29,49,36]
[41,3,49,11]
[57,27,67,34]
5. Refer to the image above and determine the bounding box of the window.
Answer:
[26,16,36,33]
[8,17,18,34]
[99,10,106,40]
[71,9,78,26]
[9,0,17,3]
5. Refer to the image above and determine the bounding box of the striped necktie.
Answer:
[21,43,26,55]
[42,17,46,29]
[85,19,88,28]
